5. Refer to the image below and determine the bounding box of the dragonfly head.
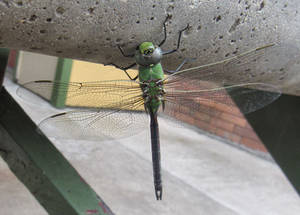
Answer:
[135,42,162,66]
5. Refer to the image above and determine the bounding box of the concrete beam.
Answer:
[0,0,300,95]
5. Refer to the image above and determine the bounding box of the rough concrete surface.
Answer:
[0,1,300,94]
[1,72,300,214]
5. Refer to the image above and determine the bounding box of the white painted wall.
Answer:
[16,51,58,84]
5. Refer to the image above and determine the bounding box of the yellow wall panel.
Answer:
[66,60,143,110]
[70,60,138,82]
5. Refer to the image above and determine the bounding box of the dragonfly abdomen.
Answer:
[149,109,162,200]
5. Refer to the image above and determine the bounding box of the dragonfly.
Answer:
[17,16,281,200]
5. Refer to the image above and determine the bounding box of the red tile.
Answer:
[210,117,235,132]
[220,112,247,127]
[240,137,267,152]
[234,125,261,141]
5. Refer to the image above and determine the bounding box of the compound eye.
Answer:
[144,48,154,55]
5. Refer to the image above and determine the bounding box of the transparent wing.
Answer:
[17,80,144,109]
[17,80,148,140]
[163,82,280,119]
[162,44,281,119]
[164,44,276,85]
[39,109,149,141]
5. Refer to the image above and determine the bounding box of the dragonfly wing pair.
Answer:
[17,80,149,140]
[163,81,281,119]
[161,44,281,118]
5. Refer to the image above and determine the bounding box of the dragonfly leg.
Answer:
[117,45,135,58]
[165,58,196,74]
[104,44,137,80]
[158,14,172,47]
[104,62,138,80]
[162,22,190,55]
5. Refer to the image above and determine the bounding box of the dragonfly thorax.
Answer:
[135,42,163,66]
[141,80,165,113]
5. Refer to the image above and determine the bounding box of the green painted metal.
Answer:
[0,48,9,56]
[0,48,9,86]
[245,94,300,196]
[51,58,73,108]
[11,51,19,83]
[0,87,114,215]
[228,86,300,196]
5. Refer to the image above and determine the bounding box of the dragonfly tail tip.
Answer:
[155,187,163,200]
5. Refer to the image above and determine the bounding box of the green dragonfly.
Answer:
[17,17,280,200]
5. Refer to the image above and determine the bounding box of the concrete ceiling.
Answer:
[0,0,299,95]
